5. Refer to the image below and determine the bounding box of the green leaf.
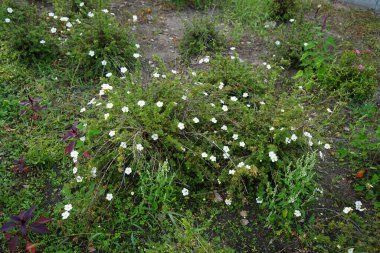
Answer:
[293,70,304,79]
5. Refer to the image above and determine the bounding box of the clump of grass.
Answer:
[179,17,226,62]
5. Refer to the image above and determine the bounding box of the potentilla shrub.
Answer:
[67,55,328,204]
[61,10,137,80]
[179,17,226,62]
[0,3,60,65]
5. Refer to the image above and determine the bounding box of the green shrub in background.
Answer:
[270,20,317,67]
[269,0,297,21]
[166,0,215,9]
[62,10,137,81]
[0,2,60,66]
[179,17,226,62]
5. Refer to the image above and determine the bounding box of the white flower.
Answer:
[101,60,107,66]
[88,12,94,18]
[137,100,145,107]
[269,151,278,162]
[76,176,83,183]
[229,169,236,175]
[48,12,54,17]
[201,152,208,158]
[230,47,236,51]
[79,2,85,7]
[285,137,291,144]
[178,122,185,130]
[343,207,353,214]
[106,193,113,201]
[106,72,112,77]
[73,167,78,174]
[238,162,245,168]
[324,143,331,149]
[106,103,113,109]
[151,134,158,141]
[230,96,238,102]
[221,125,228,131]
[291,134,298,141]
[222,105,228,112]
[260,101,265,105]
[60,17,69,22]
[136,144,144,151]
[80,107,86,113]
[239,142,246,147]
[347,248,354,253]
[50,27,57,33]
[102,9,109,13]
[7,8,13,13]
[211,118,217,123]
[256,197,263,204]
[70,150,79,159]
[135,44,140,48]
[64,204,73,211]
[66,22,72,28]
[243,92,249,98]
[88,50,95,57]
[294,210,301,217]
[182,188,189,196]
[275,40,281,46]
[304,42,308,47]
[266,64,272,70]
[327,108,333,113]
[132,15,138,22]
[181,95,187,101]
[133,53,141,58]
[223,146,230,153]
[210,155,216,162]
[121,106,129,113]
[290,18,295,22]
[225,199,232,205]
[125,167,132,175]
[219,82,224,90]
[120,142,127,148]
[156,101,163,107]
[193,117,200,123]
[120,67,128,74]
[80,136,85,142]
[232,134,239,140]
[153,72,160,78]
[109,130,116,137]
[40,40,46,44]
[304,131,312,138]
[5,18,10,23]
[104,113,110,120]
[355,201,365,211]
[91,167,97,177]
[62,211,70,219]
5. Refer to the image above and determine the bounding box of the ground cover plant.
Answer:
[1,0,379,252]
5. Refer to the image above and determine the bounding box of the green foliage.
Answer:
[258,152,320,232]
[337,103,380,207]
[180,17,226,61]
[52,0,110,15]
[270,20,318,66]
[0,2,60,65]
[62,10,137,81]
[166,0,215,9]
[269,0,297,21]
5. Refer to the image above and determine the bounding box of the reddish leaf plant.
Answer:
[1,206,51,252]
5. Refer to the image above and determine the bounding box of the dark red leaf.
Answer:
[10,215,22,222]
[33,216,51,224]
[65,141,76,155]
[1,221,16,232]
[83,151,91,159]
[26,241,37,253]
[30,223,50,234]
[24,206,36,220]
[8,235,18,252]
